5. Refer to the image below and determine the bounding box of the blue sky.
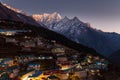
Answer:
[1,0,120,33]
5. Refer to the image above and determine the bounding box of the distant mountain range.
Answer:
[32,12,62,27]
[0,2,98,55]
[32,12,120,58]
[0,2,120,63]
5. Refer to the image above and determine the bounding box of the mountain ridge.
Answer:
[1,2,120,58]
[32,12,120,57]
[0,2,100,56]
[0,2,40,26]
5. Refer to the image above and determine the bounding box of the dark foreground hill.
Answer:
[109,50,120,67]
[0,19,98,55]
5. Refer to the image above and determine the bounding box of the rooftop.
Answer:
[29,71,42,77]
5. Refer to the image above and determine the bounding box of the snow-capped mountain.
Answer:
[32,12,62,28]
[0,2,39,26]
[1,2,120,58]
[2,3,25,14]
[0,3,99,56]
[33,13,120,57]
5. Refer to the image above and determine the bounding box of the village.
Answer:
[0,29,109,80]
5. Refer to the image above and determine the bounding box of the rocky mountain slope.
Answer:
[32,12,62,28]
[0,2,39,26]
[1,2,119,59]
[0,2,98,56]
[32,13,120,57]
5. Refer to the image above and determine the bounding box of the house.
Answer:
[0,31,15,36]
[1,58,14,66]
[20,40,36,47]
[28,71,43,80]
[35,38,43,46]
[18,55,35,63]
[28,63,40,70]
[57,55,68,62]
[19,70,35,80]
[21,47,32,51]
[60,62,73,70]
[0,63,8,69]
[47,75,60,80]
[74,70,88,79]
[59,73,68,80]
[52,47,65,53]
[5,38,16,43]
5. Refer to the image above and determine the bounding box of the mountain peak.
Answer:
[72,17,80,21]
[1,2,26,15]
[0,2,40,26]
[51,12,60,16]
[50,12,62,21]
[42,13,49,17]
[70,17,83,24]
[64,16,69,19]
[32,12,62,27]
[61,16,69,22]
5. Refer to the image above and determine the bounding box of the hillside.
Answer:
[109,50,120,67]
[0,19,98,55]
[32,13,120,57]
[0,2,39,26]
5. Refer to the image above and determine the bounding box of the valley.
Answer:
[0,1,120,80]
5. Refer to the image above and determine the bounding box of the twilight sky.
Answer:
[1,0,120,33]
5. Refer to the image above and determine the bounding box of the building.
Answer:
[28,71,43,80]
[28,63,40,70]
[57,55,68,62]
[1,58,14,66]
[47,75,60,80]
[74,70,88,79]
[52,47,65,53]
[19,70,35,80]
[20,40,36,47]
[5,38,16,43]
[60,62,73,70]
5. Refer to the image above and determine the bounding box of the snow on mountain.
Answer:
[0,2,39,26]
[32,12,62,29]
[0,2,120,58]
[33,12,120,57]
[54,17,120,57]
[53,17,87,33]
[2,3,27,15]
